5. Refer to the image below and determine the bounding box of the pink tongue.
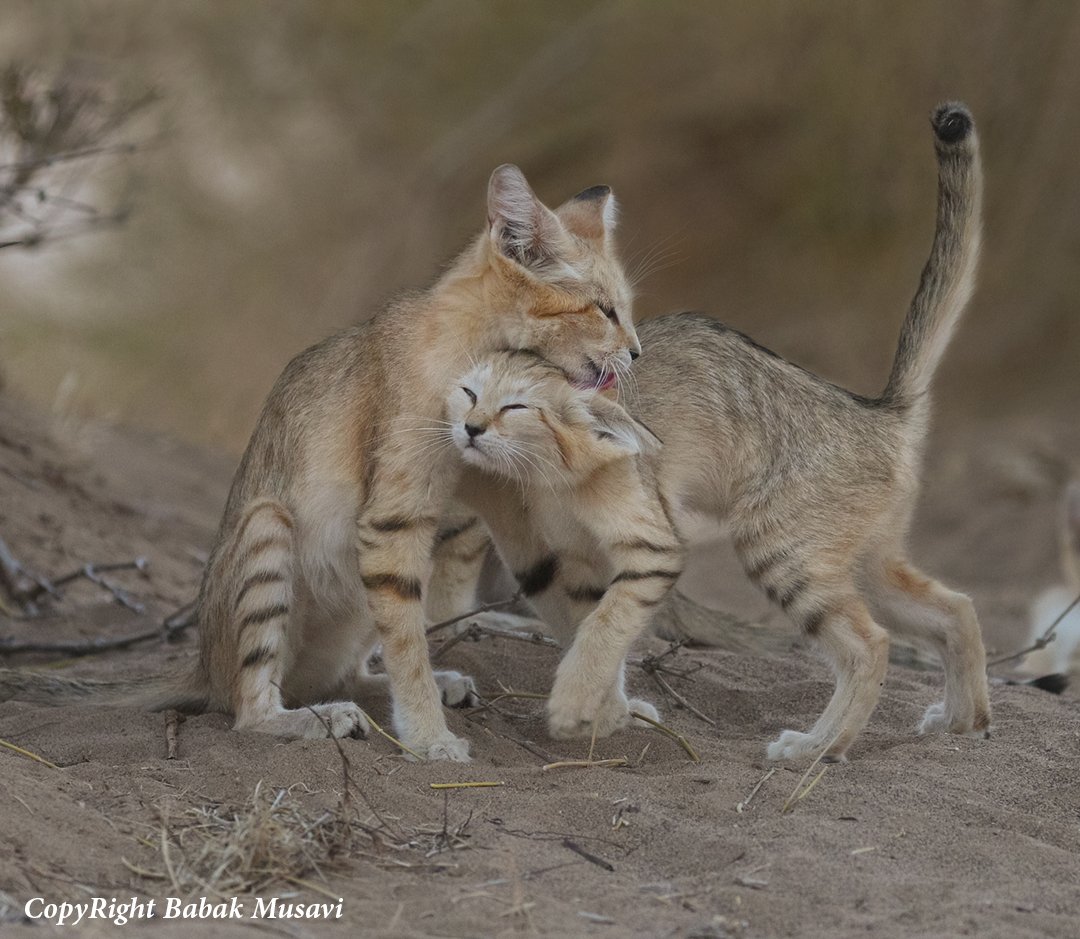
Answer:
[597,372,618,392]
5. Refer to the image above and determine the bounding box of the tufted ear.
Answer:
[584,393,661,457]
[487,164,568,272]
[556,184,618,243]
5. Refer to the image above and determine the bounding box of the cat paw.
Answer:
[435,670,480,708]
[548,689,633,740]
[306,702,369,740]
[627,698,660,724]
[766,729,841,762]
[405,732,472,762]
[917,701,992,738]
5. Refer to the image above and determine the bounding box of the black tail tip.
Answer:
[1029,672,1069,695]
[932,102,974,144]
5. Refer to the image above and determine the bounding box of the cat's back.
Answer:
[217,322,384,525]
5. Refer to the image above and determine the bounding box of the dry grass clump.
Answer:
[151,781,372,896]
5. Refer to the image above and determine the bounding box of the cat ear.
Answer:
[556,184,618,243]
[585,393,661,457]
[487,164,567,272]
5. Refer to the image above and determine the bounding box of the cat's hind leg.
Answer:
[766,594,889,762]
[864,557,991,738]
[227,500,368,739]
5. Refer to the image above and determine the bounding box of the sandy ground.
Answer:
[1,390,1079,939]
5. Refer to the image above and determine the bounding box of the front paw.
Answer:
[766,729,843,762]
[406,732,472,762]
[548,686,627,740]
[434,669,480,708]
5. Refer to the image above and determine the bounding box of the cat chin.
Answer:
[459,446,496,471]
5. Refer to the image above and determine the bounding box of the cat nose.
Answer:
[629,348,640,360]
[465,423,485,439]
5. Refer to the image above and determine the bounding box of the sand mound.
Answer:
[1,392,1079,938]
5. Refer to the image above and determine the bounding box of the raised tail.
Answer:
[883,103,982,402]
[0,665,210,712]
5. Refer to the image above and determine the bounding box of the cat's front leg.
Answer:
[358,468,471,762]
[547,500,683,740]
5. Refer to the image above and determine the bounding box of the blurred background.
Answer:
[0,0,1078,453]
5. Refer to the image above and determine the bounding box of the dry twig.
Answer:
[164,710,183,760]
[0,736,59,769]
[629,710,700,762]
[425,592,523,637]
[0,598,196,657]
[542,758,628,772]
[987,590,1080,668]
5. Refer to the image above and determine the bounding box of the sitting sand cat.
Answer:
[439,103,990,761]
[1019,482,1080,682]
[449,350,672,737]
[0,166,640,761]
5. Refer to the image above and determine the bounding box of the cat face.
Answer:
[481,168,640,392]
[446,352,652,486]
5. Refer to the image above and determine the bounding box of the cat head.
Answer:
[446,351,658,487]
[466,166,639,392]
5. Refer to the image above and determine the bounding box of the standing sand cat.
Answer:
[438,104,990,761]
[449,351,673,738]
[0,167,640,761]
[1019,482,1080,681]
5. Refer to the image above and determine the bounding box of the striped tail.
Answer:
[228,499,295,724]
[0,666,208,712]
[883,103,982,402]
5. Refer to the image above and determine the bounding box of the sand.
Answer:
[1,391,1079,939]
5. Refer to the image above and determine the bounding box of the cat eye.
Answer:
[500,403,528,412]
[598,303,618,322]
[461,387,477,404]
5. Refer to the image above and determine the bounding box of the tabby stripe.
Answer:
[801,607,828,635]
[247,535,290,559]
[515,556,559,597]
[239,603,290,631]
[614,537,679,554]
[241,646,276,669]
[744,547,791,583]
[234,503,294,544]
[235,570,286,610]
[368,515,422,533]
[565,584,608,604]
[656,490,677,531]
[358,536,379,549]
[777,577,809,610]
[434,518,479,546]
[362,572,423,602]
[611,568,680,584]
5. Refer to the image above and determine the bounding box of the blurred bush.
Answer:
[0,0,1077,451]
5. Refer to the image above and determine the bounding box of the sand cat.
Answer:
[439,104,990,761]
[0,166,640,761]
[1019,482,1080,681]
[449,350,672,738]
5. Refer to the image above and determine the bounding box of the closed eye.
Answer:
[500,403,528,412]
[598,303,617,322]
[462,387,477,404]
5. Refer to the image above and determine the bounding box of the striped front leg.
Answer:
[547,495,683,740]
[358,481,470,761]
